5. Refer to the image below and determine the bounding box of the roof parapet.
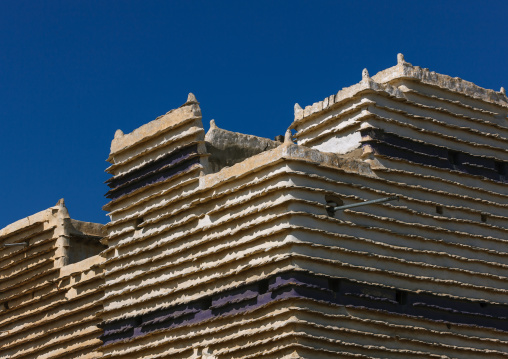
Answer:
[372,54,508,107]
[109,93,203,159]
[292,53,508,125]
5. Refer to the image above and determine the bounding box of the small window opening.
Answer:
[436,206,443,215]
[481,213,488,223]
[258,279,269,294]
[448,151,459,168]
[495,161,506,176]
[328,278,341,292]
[479,302,488,308]
[396,290,407,305]
[134,218,143,231]
[2,302,8,310]
[446,323,451,329]
[201,297,212,310]
[325,194,344,217]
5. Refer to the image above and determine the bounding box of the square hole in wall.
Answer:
[495,161,506,176]
[134,218,143,230]
[436,206,443,215]
[328,278,340,292]
[396,290,407,305]
[201,296,212,310]
[258,279,269,294]
[448,151,459,169]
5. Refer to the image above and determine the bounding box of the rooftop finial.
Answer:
[397,53,406,65]
[55,198,65,207]
[210,119,217,129]
[294,103,302,113]
[114,129,124,139]
[501,87,506,95]
[284,129,294,144]
[362,68,370,80]
[187,93,198,104]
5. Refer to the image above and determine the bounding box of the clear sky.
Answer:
[1,1,507,227]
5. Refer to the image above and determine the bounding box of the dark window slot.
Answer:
[495,161,506,176]
[258,279,269,294]
[201,297,212,310]
[396,290,407,305]
[328,278,341,292]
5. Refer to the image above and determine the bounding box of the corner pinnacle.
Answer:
[55,198,65,207]
[284,129,294,144]
[187,93,198,104]
[210,119,218,129]
[114,129,124,139]
[501,87,506,95]
[362,68,370,80]
[397,53,406,65]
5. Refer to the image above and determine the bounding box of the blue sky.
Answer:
[1,1,507,227]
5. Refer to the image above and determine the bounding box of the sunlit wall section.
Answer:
[0,202,104,359]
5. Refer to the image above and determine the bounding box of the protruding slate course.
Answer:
[1,55,508,358]
[0,200,105,359]
[97,56,508,359]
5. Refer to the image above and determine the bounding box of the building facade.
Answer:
[1,54,507,358]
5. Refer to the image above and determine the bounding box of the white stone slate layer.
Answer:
[98,63,508,358]
[0,205,104,359]
[101,143,507,358]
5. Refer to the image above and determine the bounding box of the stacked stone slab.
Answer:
[2,54,505,358]
[98,56,508,359]
[283,54,508,357]
[0,200,104,359]
[99,94,213,357]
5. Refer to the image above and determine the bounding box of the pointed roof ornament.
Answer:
[284,129,294,144]
[55,198,65,207]
[186,92,198,104]
[294,103,303,118]
[397,53,406,65]
[294,103,303,120]
[500,87,506,95]
[362,68,370,81]
[181,92,200,107]
[114,129,124,139]
[210,119,218,129]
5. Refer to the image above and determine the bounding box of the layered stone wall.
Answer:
[0,201,105,359]
[97,55,508,358]
[1,54,507,358]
